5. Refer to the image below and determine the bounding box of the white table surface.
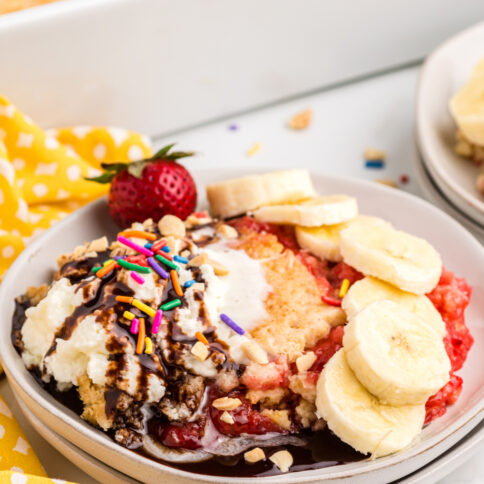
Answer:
[1,63,482,484]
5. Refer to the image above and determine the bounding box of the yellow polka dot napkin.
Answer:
[0,95,153,482]
[0,95,153,281]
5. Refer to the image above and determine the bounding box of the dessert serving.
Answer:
[450,58,484,194]
[10,153,473,476]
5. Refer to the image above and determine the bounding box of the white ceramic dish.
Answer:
[412,147,484,243]
[14,397,140,484]
[16,388,484,484]
[398,420,484,484]
[1,169,484,484]
[15,383,484,484]
[416,21,484,227]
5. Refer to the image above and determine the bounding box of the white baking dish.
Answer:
[1,0,484,136]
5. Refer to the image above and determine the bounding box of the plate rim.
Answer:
[1,168,484,483]
[416,20,484,223]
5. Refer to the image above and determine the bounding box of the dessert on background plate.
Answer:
[450,58,484,193]
[11,156,473,476]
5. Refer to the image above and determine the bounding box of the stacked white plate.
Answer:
[416,21,484,239]
[1,170,484,484]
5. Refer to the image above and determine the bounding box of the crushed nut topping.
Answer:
[288,109,312,130]
[244,447,266,463]
[158,214,186,238]
[220,411,235,424]
[269,450,293,472]
[212,397,242,411]
[296,351,317,372]
[217,224,238,239]
[191,341,209,361]
[242,340,268,365]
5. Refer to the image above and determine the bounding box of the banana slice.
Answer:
[449,59,484,146]
[316,349,425,457]
[343,300,450,406]
[252,195,357,227]
[340,222,442,295]
[342,276,446,338]
[206,170,315,219]
[295,215,388,262]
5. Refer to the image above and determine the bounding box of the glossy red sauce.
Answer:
[231,216,474,424]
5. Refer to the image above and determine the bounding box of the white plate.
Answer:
[398,421,484,484]
[15,386,484,484]
[1,169,484,484]
[14,396,140,484]
[15,381,484,484]
[412,147,484,243]
[416,21,484,226]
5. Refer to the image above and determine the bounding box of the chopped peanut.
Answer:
[191,341,209,361]
[364,147,386,160]
[88,236,109,253]
[185,213,212,227]
[191,282,205,291]
[288,109,312,130]
[261,409,292,431]
[242,340,269,364]
[207,258,229,276]
[158,215,186,238]
[187,253,208,267]
[220,411,235,424]
[244,447,266,463]
[296,351,317,372]
[163,235,177,254]
[217,224,238,239]
[212,397,242,411]
[375,178,397,188]
[269,450,293,473]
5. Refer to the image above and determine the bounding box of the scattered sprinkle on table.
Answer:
[160,299,181,311]
[365,159,385,169]
[130,271,145,285]
[220,313,245,335]
[228,123,239,131]
[247,141,261,157]
[399,174,409,184]
[147,256,169,279]
[288,109,312,130]
[117,258,151,273]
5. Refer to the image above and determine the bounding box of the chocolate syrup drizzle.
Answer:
[11,225,365,477]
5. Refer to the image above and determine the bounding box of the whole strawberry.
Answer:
[87,144,197,227]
